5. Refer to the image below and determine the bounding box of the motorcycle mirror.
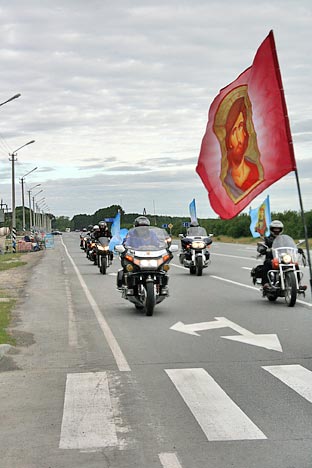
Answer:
[209,233,214,237]
[179,234,184,238]
[169,244,179,253]
[114,244,125,253]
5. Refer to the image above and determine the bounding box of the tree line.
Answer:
[53,205,312,240]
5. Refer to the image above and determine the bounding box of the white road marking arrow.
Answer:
[170,316,282,352]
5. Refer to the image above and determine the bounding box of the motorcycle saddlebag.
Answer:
[251,265,263,279]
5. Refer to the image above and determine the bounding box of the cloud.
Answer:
[0,0,311,219]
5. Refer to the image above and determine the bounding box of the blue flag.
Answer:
[109,212,128,252]
[249,195,271,238]
[111,212,121,237]
[189,199,198,225]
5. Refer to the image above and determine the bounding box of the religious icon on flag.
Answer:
[196,30,296,219]
[249,195,271,238]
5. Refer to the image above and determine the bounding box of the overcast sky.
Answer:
[0,0,311,221]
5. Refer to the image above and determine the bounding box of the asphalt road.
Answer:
[1,233,312,468]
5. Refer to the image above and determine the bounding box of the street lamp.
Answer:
[0,93,21,107]
[32,190,43,229]
[20,166,38,231]
[27,184,40,230]
[36,199,46,230]
[9,139,35,252]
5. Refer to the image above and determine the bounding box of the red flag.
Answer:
[196,30,296,219]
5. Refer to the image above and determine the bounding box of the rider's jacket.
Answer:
[257,234,275,260]
[94,228,112,240]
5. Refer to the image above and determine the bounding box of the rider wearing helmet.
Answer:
[91,224,100,240]
[95,220,112,240]
[258,220,284,288]
[124,216,159,249]
[133,216,151,227]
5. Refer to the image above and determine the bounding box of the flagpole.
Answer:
[270,30,312,298]
[294,168,312,298]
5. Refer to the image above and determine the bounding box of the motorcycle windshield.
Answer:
[272,234,298,262]
[187,227,207,236]
[124,226,168,251]
[98,237,109,246]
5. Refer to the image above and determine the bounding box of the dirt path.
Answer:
[0,251,44,299]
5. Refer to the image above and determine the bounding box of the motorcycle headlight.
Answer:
[192,241,205,249]
[97,245,109,251]
[138,259,158,268]
[282,253,292,264]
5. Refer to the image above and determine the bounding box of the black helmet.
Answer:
[99,221,107,229]
[87,224,93,231]
[269,220,284,236]
[134,216,150,227]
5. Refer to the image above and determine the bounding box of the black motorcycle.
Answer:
[251,234,307,307]
[179,226,213,276]
[95,237,113,274]
[115,226,178,316]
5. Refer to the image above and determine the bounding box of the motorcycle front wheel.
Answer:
[100,256,107,275]
[285,271,297,307]
[196,256,203,276]
[145,282,155,316]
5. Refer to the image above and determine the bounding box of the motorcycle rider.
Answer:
[125,216,161,249]
[257,220,284,288]
[94,221,112,240]
[91,224,100,240]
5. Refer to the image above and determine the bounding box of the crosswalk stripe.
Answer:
[165,368,267,441]
[59,372,118,450]
[263,364,312,403]
[159,452,183,468]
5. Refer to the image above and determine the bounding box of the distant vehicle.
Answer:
[65,227,71,233]
[51,230,62,235]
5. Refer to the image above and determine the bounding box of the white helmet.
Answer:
[93,224,100,231]
[269,220,284,236]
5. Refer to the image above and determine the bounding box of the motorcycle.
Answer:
[178,227,213,276]
[86,239,97,263]
[115,226,178,316]
[251,234,307,307]
[95,237,113,274]
[81,233,91,252]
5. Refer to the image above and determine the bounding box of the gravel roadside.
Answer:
[0,250,44,365]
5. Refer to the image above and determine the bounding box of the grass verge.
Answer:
[0,253,27,345]
[0,299,16,345]
[0,253,27,271]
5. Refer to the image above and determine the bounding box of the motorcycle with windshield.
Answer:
[179,226,213,276]
[115,226,178,316]
[251,234,307,307]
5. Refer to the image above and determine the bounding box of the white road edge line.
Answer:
[159,452,183,468]
[65,279,78,347]
[211,275,312,307]
[61,238,131,372]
